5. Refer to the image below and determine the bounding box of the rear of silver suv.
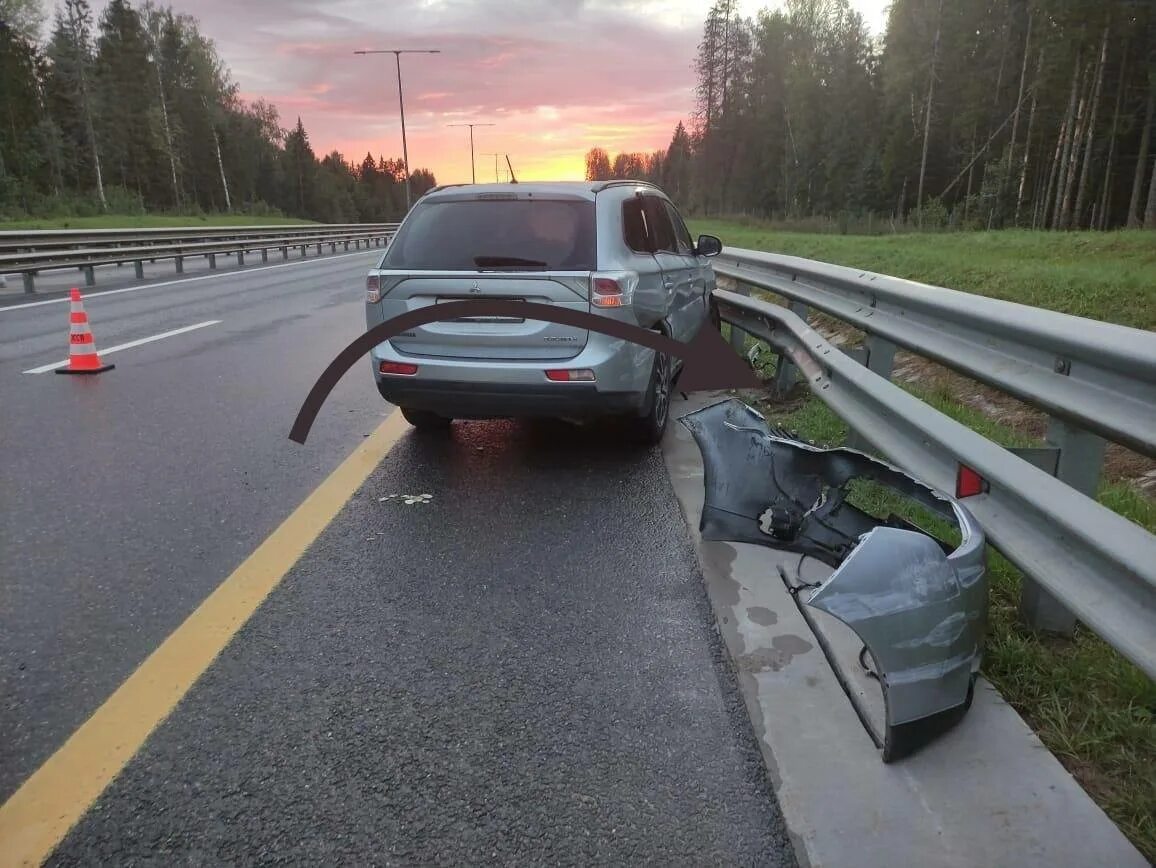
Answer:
[365,181,721,443]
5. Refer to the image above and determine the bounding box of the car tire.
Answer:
[400,407,452,430]
[628,348,672,446]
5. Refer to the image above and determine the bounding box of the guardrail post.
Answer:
[23,273,36,294]
[728,283,751,355]
[237,251,245,266]
[208,254,217,269]
[261,249,269,263]
[175,256,184,274]
[133,261,144,279]
[316,243,323,255]
[773,301,809,397]
[281,246,288,261]
[844,335,897,451]
[864,334,897,380]
[1017,418,1107,635]
[300,244,307,257]
[83,265,95,286]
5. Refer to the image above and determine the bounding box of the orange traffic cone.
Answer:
[56,288,114,375]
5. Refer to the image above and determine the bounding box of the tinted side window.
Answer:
[622,197,652,253]
[665,201,695,255]
[643,196,677,254]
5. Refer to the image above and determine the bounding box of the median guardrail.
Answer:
[0,224,399,293]
[712,250,1156,682]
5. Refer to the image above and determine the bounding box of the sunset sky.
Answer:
[155,0,889,183]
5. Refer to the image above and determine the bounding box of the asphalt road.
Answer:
[0,252,794,864]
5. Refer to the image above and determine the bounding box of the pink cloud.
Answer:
[161,0,704,183]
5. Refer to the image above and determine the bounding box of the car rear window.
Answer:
[381,198,596,271]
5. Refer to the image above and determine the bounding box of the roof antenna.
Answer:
[505,154,518,184]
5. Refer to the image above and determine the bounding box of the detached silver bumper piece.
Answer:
[681,398,987,762]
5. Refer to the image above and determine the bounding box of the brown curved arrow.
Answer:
[289,299,759,443]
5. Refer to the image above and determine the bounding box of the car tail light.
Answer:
[545,369,596,382]
[379,361,419,376]
[592,277,624,308]
[955,464,988,498]
[366,274,381,303]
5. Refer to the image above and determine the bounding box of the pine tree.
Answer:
[46,0,107,209]
[282,117,315,217]
[0,19,45,210]
[95,0,156,202]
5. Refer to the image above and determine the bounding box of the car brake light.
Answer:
[379,361,418,376]
[545,369,596,382]
[366,274,381,303]
[955,464,987,498]
[592,277,624,308]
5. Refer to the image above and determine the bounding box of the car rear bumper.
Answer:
[369,332,655,420]
[375,379,645,419]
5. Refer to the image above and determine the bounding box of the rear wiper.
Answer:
[473,255,547,269]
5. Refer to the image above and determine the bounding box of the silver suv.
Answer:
[365,180,722,443]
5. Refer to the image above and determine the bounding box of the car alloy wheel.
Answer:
[653,350,671,431]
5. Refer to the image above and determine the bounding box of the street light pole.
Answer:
[447,122,495,184]
[481,153,502,182]
[354,48,441,211]
[393,52,411,207]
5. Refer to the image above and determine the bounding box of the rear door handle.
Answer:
[662,276,674,289]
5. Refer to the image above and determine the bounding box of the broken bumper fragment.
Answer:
[681,398,987,761]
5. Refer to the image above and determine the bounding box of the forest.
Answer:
[5,0,1155,229]
[0,0,434,221]
[587,0,1156,231]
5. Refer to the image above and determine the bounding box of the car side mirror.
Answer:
[695,234,722,257]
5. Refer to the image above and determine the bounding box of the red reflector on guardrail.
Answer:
[955,464,988,498]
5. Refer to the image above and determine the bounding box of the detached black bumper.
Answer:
[375,378,645,420]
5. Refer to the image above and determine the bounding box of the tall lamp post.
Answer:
[447,122,495,184]
[480,152,503,182]
[354,48,441,211]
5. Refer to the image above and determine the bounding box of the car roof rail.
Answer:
[424,183,471,195]
[591,179,663,193]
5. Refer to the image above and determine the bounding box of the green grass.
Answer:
[692,221,1156,330]
[715,220,1156,852]
[0,214,318,230]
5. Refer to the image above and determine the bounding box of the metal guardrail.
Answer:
[0,224,399,293]
[711,253,1156,682]
[715,249,1156,459]
[0,223,397,251]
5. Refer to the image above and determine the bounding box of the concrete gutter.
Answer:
[661,391,1147,868]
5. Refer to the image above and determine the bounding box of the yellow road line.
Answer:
[0,410,410,867]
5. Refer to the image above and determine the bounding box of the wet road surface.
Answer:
[1,253,794,864]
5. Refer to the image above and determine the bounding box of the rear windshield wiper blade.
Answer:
[473,255,548,269]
